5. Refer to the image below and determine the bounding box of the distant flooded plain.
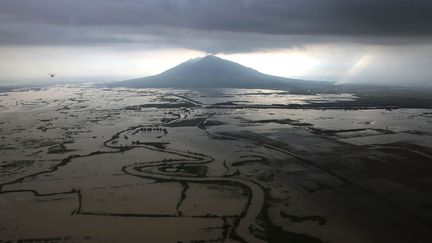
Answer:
[1,85,431,242]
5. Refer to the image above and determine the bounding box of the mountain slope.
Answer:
[106,55,331,89]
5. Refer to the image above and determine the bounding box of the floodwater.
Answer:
[1,85,431,242]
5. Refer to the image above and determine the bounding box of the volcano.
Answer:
[107,55,330,90]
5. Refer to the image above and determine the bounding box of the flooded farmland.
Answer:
[1,85,432,243]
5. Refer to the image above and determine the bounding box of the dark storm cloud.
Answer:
[1,0,432,52]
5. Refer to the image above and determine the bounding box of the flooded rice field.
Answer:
[1,85,431,242]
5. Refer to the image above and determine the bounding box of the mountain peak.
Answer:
[161,55,262,79]
[186,55,225,64]
[107,55,320,89]
[201,54,219,59]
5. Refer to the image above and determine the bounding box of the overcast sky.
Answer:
[1,0,431,86]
